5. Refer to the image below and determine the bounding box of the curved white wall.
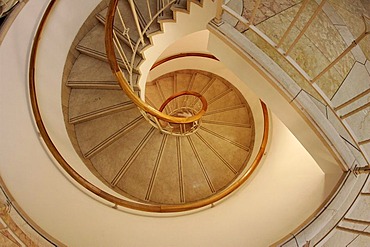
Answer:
[0,1,332,246]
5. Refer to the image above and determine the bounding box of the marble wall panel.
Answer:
[241,0,355,99]
[330,0,370,60]
[347,196,370,221]
[323,230,360,247]
[243,30,323,102]
[236,0,301,31]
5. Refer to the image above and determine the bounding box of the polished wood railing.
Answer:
[105,0,208,136]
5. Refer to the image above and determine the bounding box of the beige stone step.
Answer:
[196,128,251,172]
[203,107,252,126]
[175,71,194,92]
[145,82,163,110]
[181,135,214,202]
[200,124,253,152]
[77,24,141,74]
[91,121,153,188]
[67,54,117,83]
[190,132,237,191]
[149,136,183,204]
[207,89,243,110]
[69,89,132,123]
[115,129,164,200]
[74,107,142,157]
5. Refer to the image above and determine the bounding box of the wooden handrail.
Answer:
[105,0,206,125]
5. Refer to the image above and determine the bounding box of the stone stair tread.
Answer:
[69,89,130,119]
[201,123,254,149]
[116,130,163,200]
[75,107,141,154]
[78,24,141,69]
[133,0,162,36]
[175,72,193,92]
[97,8,148,52]
[99,2,141,44]
[191,133,238,191]
[197,128,251,172]
[68,54,116,82]
[208,91,243,110]
[181,136,214,202]
[202,78,229,100]
[172,0,190,9]
[156,76,175,101]
[91,121,152,184]
[145,84,163,109]
[203,107,252,125]
[189,73,212,93]
[149,136,182,204]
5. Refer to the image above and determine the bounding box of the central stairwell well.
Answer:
[62,0,268,211]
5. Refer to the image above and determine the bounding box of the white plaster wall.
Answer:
[0,1,330,246]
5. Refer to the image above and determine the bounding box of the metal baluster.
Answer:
[116,6,135,52]
[128,0,145,45]
[277,0,310,48]
[285,0,328,56]
[312,15,370,83]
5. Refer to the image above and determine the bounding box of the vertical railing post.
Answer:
[213,0,224,26]
[277,0,310,48]
[311,14,370,83]
[285,0,327,56]
[128,0,145,45]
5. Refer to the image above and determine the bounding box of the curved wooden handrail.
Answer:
[159,91,207,112]
[29,0,270,213]
[105,0,206,125]
[150,53,219,70]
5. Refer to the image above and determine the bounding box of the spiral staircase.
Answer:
[0,0,369,246]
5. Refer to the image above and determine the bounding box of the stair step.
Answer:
[69,89,131,120]
[114,128,166,198]
[203,107,252,126]
[201,123,254,151]
[149,136,184,204]
[202,119,251,128]
[145,83,164,110]
[197,128,251,172]
[84,115,144,159]
[74,107,142,156]
[67,81,121,90]
[70,101,135,124]
[157,0,174,22]
[68,54,116,82]
[90,121,153,185]
[192,131,237,189]
[77,24,141,73]
[96,13,143,54]
[182,135,214,201]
